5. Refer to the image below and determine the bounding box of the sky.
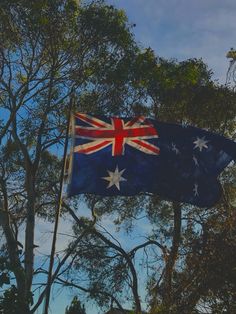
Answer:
[108,0,236,83]
[1,1,236,314]
[43,1,236,313]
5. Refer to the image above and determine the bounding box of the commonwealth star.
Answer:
[102,166,126,190]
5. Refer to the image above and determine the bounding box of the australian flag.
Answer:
[67,113,236,207]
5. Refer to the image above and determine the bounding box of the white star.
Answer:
[181,120,188,128]
[193,155,199,166]
[193,183,199,197]
[171,143,180,155]
[102,166,126,190]
[193,136,209,152]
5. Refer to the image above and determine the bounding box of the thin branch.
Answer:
[129,240,168,257]
[54,277,125,312]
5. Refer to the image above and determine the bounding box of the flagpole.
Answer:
[43,92,75,314]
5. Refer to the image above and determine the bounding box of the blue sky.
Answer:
[2,1,235,314]
[50,1,236,313]
[108,0,236,83]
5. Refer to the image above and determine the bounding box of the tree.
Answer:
[65,296,86,314]
[0,0,148,313]
[226,47,236,89]
[1,0,236,313]
[60,57,236,313]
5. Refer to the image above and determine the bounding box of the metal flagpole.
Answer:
[43,93,75,314]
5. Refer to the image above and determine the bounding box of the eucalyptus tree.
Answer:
[1,1,236,314]
[0,0,148,313]
[61,56,236,314]
[65,296,86,314]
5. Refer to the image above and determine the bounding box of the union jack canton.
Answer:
[67,113,236,207]
[74,113,160,156]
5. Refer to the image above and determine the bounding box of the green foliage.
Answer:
[0,0,236,313]
[76,53,236,312]
[0,285,33,314]
[69,228,128,306]
[0,286,19,314]
[79,3,132,47]
[0,273,10,287]
[65,296,86,314]
[226,48,236,60]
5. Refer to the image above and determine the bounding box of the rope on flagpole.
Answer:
[43,92,75,314]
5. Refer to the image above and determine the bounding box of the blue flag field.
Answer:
[67,113,236,207]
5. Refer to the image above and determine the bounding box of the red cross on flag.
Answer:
[74,113,160,156]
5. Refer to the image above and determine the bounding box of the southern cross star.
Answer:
[193,136,209,152]
[193,183,199,197]
[102,166,126,190]
[171,143,180,155]
[181,120,188,128]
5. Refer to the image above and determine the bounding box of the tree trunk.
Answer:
[24,168,36,296]
[0,199,30,313]
[162,202,182,311]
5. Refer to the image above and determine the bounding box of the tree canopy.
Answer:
[0,1,236,314]
[65,296,86,314]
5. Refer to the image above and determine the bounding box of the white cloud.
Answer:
[109,0,236,82]
[17,216,73,258]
